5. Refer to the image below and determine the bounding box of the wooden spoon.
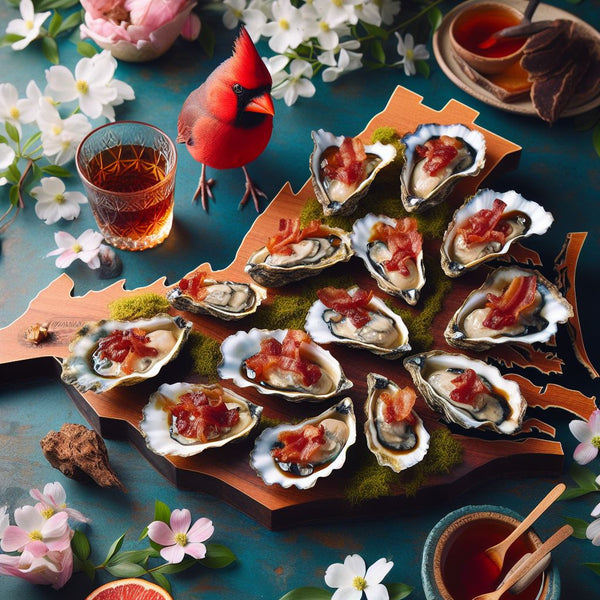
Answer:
[478,0,542,49]
[484,483,566,570]
[472,524,573,600]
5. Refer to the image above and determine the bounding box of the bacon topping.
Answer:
[369,218,422,277]
[316,286,374,328]
[380,387,417,426]
[97,328,158,375]
[178,269,209,301]
[415,135,464,176]
[266,218,332,256]
[450,369,488,406]
[168,387,240,443]
[271,424,326,465]
[456,199,512,247]
[244,330,322,388]
[483,275,538,330]
[322,137,368,185]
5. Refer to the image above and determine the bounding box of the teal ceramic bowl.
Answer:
[422,505,561,600]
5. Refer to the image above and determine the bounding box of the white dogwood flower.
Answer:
[325,554,394,600]
[5,0,51,51]
[46,230,104,269]
[394,32,430,76]
[31,177,87,225]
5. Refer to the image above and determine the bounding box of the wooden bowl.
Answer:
[449,2,527,75]
[421,505,561,600]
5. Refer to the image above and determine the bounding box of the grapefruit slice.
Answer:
[85,578,173,600]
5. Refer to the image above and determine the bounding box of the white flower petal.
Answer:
[569,419,593,444]
[365,558,394,585]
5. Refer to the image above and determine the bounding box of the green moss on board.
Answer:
[108,293,171,321]
[186,330,222,381]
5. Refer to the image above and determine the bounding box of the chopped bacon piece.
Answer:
[169,387,240,443]
[97,328,158,375]
[483,275,538,330]
[266,218,331,256]
[271,424,326,465]
[369,218,422,277]
[380,387,417,426]
[316,286,374,328]
[450,369,489,406]
[457,199,512,246]
[322,137,368,185]
[178,270,209,301]
[415,135,464,176]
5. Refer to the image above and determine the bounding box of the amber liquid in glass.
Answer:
[87,144,173,243]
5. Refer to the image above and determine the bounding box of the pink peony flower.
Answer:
[0,548,73,590]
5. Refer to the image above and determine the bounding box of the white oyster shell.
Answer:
[217,328,353,402]
[61,314,192,393]
[350,213,425,305]
[140,382,262,457]
[364,373,429,472]
[310,129,397,216]
[249,397,356,489]
[244,224,354,287]
[400,123,486,213]
[403,350,526,434]
[445,266,573,351]
[304,285,410,358]
[441,189,554,277]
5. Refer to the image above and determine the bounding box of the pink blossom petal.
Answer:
[43,482,67,507]
[147,520,175,546]
[170,508,191,534]
[569,419,593,444]
[54,250,79,269]
[160,543,185,564]
[41,512,69,539]
[187,517,214,543]
[181,13,201,41]
[183,541,206,559]
[15,506,44,530]
[573,442,598,465]
[589,410,600,435]
[53,231,77,249]
[26,540,49,558]
[0,526,31,552]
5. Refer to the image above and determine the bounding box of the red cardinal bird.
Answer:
[177,27,274,211]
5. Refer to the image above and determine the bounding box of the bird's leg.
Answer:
[239,166,267,212]
[193,164,216,211]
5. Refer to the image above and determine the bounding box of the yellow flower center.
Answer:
[279,18,290,30]
[174,532,188,547]
[29,530,43,541]
[25,19,34,30]
[333,0,343,7]
[406,49,414,61]
[319,22,330,33]
[592,435,600,449]
[41,507,55,519]
[72,243,82,253]
[51,125,62,136]
[54,194,66,205]
[352,576,368,591]
[75,80,89,95]
[9,106,20,119]
[234,8,242,17]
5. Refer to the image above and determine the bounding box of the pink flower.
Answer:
[147,509,213,564]
[0,548,73,590]
[569,409,600,465]
[46,229,104,270]
[30,482,90,524]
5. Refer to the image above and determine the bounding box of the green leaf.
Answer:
[362,22,388,40]
[139,525,149,542]
[0,34,24,47]
[150,571,172,594]
[386,582,413,599]
[103,533,126,566]
[559,487,597,501]
[8,162,21,183]
[279,587,332,600]
[427,8,443,32]
[41,36,60,64]
[107,550,155,566]
[31,163,44,184]
[41,164,72,177]
[416,60,430,79]
[71,530,91,561]
[564,516,590,539]
[593,122,600,159]
[154,500,171,524]
[9,184,20,206]
[154,557,197,575]
[47,11,62,37]
[198,24,216,58]
[77,40,98,58]
[5,121,20,143]
[105,562,147,578]
[0,135,7,145]
[570,464,599,491]
[57,11,83,34]
[200,543,236,569]
[585,562,600,575]
[370,40,386,64]
[37,0,81,9]
[22,130,42,153]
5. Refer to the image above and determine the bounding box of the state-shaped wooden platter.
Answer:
[0,87,596,530]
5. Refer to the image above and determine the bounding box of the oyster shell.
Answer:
[245,221,354,287]
[61,314,192,393]
[249,397,356,489]
[350,213,425,305]
[364,373,429,472]
[167,271,267,321]
[304,285,410,358]
[400,123,486,213]
[310,129,397,216]
[403,350,526,434]
[218,328,353,402]
[140,382,262,457]
[440,189,554,277]
[445,266,573,351]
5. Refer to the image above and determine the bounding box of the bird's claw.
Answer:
[240,166,267,212]
[192,172,216,212]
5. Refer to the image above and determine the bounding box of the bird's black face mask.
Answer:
[232,83,272,128]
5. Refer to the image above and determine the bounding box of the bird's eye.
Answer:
[233,83,243,95]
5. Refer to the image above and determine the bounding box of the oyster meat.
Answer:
[245,218,353,287]
[404,350,526,434]
[351,213,425,305]
[445,266,573,351]
[400,123,486,213]
[441,189,554,277]
[364,373,429,472]
[140,382,262,457]
[167,269,267,320]
[310,130,396,216]
[218,328,352,402]
[61,314,192,393]
[304,285,410,358]
[249,397,356,489]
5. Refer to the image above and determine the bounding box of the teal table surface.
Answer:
[1,2,600,599]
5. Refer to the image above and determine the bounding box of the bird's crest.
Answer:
[231,27,272,88]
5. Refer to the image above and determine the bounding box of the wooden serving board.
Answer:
[0,87,596,530]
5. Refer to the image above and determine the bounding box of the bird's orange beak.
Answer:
[245,92,275,116]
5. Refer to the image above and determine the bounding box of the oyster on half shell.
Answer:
[444,266,573,351]
[364,373,429,472]
[140,382,262,457]
[249,397,356,489]
[310,129,397,216]
[61,314,192,393]
[403,350,526,434]
[400,123,486,213]
[440,189,554,277]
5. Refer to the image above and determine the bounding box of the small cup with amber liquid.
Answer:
[76,121,177,251]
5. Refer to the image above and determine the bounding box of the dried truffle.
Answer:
[24,322,50,345]
[40,423,125,491]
